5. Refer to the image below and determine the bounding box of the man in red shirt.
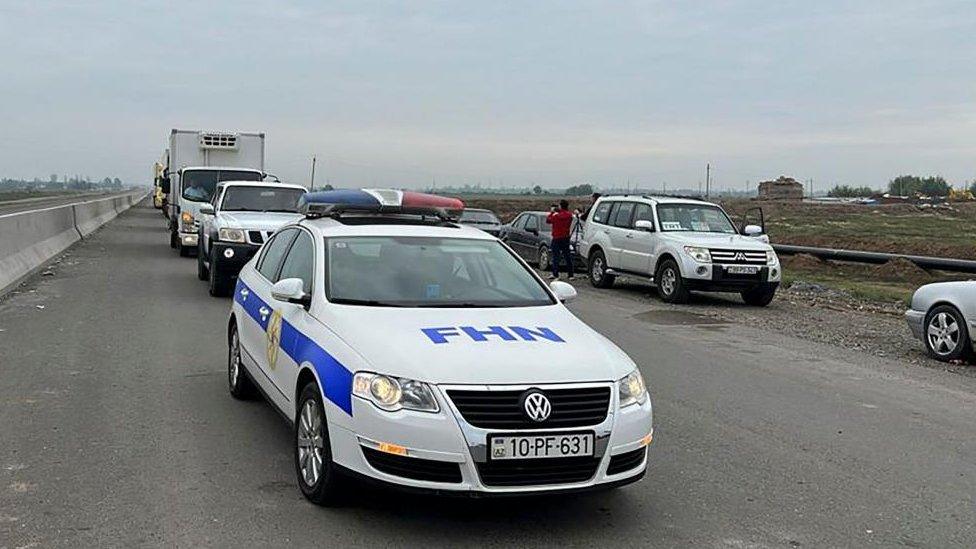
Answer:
[546,199,575,280]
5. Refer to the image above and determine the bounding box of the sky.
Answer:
[1,0,975,191]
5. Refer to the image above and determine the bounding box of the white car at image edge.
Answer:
[226,189,654,504]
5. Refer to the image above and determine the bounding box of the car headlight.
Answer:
[618,369,647,407]
[218,228,246,243]
[766,250,778,265]
[352,372,439,413]
[180,211,195,231]
[683,246,711,263]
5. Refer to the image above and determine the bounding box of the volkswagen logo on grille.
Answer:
[522,391,552,422]
[734,252,747,261]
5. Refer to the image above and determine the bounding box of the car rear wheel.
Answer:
[655,259,689,303]
[925,305,971,362]
[588,250,615,288]
[295,382,345,506]
[538,245,550,270]
[228,323,257,400]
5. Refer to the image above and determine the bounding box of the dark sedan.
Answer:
[458,208,503,236]
[499,210,584,270]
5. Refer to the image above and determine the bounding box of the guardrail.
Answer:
[0,191,147,295]
[773,244,976,274]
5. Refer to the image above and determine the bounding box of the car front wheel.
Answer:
[655,259,689,303]
[925,305,971,362]
[295,382,344,506]
[228,323,257,399]
[741,284,777,307]
[588,250,615,288]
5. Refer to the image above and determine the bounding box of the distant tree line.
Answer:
[827,185,874,198]
[0,175,125,192]
[887,175,951,196]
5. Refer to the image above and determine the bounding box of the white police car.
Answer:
[227,189,653,504]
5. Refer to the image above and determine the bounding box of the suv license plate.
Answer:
[490,433,594,460]
[726,265,759,274]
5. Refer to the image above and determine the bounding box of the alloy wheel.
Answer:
[928,312,960,355]
[660,268,676,295]
[297,399,325,487]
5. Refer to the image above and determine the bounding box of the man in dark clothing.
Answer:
[580,192,601,221]
[546,199,574,280]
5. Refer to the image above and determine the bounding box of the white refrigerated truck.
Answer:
[162,129,270,256]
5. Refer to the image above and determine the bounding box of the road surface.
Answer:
[1,202,974,547]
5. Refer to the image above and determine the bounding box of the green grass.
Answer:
[781,269,914,306]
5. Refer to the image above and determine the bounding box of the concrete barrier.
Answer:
[0,191,145,294]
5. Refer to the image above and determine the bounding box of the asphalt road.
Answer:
[1,202,974,548]
[0,191,132,216]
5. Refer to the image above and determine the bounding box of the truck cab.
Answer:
[577,196,781,306]
[169,167,265,255]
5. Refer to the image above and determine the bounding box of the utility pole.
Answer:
[705,163,711,199]
[309,156,317,191]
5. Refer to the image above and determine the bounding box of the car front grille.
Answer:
[476,456,600,487]
[446,386,612,430]
[606,447,646,475]
[361,447,462,483]
[709,249,767,265]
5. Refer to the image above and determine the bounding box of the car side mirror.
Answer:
[271,278,310,307]
[634,220,655,232]
[528,227,538,235]
[160,179,170,193]
[743,224,763,237]
[550,280,577,303]
[199,203,215,215]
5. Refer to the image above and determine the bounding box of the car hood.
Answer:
[218,211,303,231]
[659,232,771,250]
[319,304,636,385]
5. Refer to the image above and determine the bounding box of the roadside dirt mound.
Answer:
[869,257,932,284]
[782,253,828,272]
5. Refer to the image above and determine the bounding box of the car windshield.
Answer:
[181,170,262,202]
[656,204,736,234]
[325,236,554,307]
[220,187,305,212]
[459,210,500,224]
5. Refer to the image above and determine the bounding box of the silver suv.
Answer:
[577,196,781,306]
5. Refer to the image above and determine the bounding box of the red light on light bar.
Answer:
[401,191,465,210]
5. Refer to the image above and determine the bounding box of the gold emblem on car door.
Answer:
[266,309,282,370]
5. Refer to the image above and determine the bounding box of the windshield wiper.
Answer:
[330,298,405,307]
[263,209,300,213]
[415,303,506,308]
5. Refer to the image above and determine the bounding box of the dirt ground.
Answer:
[565,273,976,377]
[460,194,976,260]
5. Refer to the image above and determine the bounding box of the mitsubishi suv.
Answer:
[577,196,780,306]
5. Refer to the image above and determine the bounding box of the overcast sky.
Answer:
[2,0,974,191]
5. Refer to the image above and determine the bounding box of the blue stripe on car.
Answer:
[235,280,354,416]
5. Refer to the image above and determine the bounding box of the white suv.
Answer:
[197,181,307,297]
[578,196,781,306]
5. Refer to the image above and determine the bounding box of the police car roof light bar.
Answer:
[300,189,465,221]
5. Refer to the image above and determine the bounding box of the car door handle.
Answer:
[625,233,635,238]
